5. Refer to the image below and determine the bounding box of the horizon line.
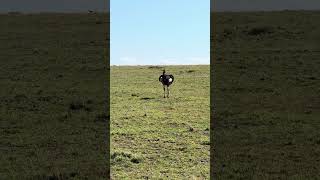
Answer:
[211,9,320,13]
[0,10,109,14]
[5,9,320,13]
[111,64,210,66]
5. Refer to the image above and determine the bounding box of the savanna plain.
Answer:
[111,65,210,179]
[212,10,320,179]
[2,10,320,180]
[0,13,109,179]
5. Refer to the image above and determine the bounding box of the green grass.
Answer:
[212,10,320,179]
[4,10,320,180]
[111,65,210,179]
[0,13,109,179]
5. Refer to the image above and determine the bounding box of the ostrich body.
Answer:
[159,70,174,98]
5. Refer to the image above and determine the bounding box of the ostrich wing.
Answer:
[169,75,174,82]
[159,75,163,82]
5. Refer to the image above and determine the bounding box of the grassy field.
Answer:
[3,10,320,180]
[212,10,320,179]
[0,13,109,179]
[110,65,210,179]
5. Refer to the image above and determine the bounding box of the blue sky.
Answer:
[111,0,209,65]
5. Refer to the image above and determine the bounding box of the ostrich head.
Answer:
[163,69,166,75]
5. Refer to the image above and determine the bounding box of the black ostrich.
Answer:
[159,69,174,98]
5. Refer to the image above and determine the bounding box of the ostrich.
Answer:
[159,69,174,98]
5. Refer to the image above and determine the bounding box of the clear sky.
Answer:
[111,0,210,65]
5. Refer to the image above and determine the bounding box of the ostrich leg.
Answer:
[163,85,166,98]
[167,86,170,98]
